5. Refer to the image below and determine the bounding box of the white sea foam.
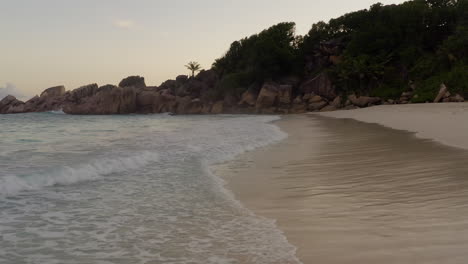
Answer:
[0,151,159,196]
[0,115,285,197]
[0,114,301,264]
[47,109,65,114]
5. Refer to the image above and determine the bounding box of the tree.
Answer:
[185,61,202,77]
[212,22,299,82]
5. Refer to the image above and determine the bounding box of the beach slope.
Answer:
[319,103,468,150]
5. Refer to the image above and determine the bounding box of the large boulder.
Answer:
[256,82,279,109]
[196,70,218,87]
[176,75,189,83]
[239,90,257,106]
[290,96,307,113]
[308,101,327,111]
[119,76,146,88]
[16,85,68,113]
[278,85,292,105]
[66,84,99,102]
[0,95,25,114]
[176,79,209,98]
[0,95,19,108]
[450,94,465,102]
[159,79,179,92]
[299,72,336,100]
[434,84,448,103]
[309,95,324,103]
[255,82,293,109]
[24,95,64,113]
[348,94,381,107]
[330,96,342,108]
[64,85,136,114]
[159,92,178,113]
[320,105,338,112]
[186,99,204,114]
[175,96,198,114]
[136,90,159,113]
[40,86,65,98]
[211,101,224,114]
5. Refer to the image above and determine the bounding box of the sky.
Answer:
[0,0,407,98]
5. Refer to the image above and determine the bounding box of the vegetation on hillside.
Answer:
[211,0,468,102]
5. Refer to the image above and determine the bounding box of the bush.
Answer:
[215,72,256,98]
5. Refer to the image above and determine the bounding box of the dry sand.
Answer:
[217,104,468,264]
[319,103,468,150]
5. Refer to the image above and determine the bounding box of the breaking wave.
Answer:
[0,151,159,196]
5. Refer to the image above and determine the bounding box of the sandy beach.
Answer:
[217,104,468,264]
[320,103,468,150]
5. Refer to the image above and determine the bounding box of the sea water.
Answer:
[0,113,300,264]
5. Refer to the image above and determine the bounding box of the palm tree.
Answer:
[185,61,202,77]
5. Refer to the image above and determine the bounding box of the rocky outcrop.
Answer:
[278,85,292,105]
[239,90,257,106]
[254,82,293,113]
[320,105,338,112]
[309,95,324,103]
[434,84,448,103]
[196,70,218,87]
[450,94,465,102]
[0,84,69,113]
[176,75,189,83]
[0,95,25,114]
[256,83,278,110]
[211,101,224,114]
[2,68,466,116]
[118,76,146,88]
[330,96,342,108]
[300,72,336,100]
[40,86,65,98]
[177,79,208,98]
[290,96,307,113]
[309,101,327,111]
[348,94,381,107]
[63,85,136,115]
[399,91,414,103]
[67,84,99,102]
[136,90,159,113]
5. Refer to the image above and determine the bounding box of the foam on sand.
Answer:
[319,103,468,150]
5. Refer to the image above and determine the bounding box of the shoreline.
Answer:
[218,105,468,263]
[215,115,326,263]
[319,103,468,150]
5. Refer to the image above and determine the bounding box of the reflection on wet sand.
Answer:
[220,115,468,264]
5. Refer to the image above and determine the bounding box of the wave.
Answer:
[0,115,286,197]
[0,151,159,196]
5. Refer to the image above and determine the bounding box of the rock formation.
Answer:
[299,72,336,101]
[434,84,449,103]
[0,72,465,115]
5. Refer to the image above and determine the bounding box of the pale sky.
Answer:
[0,0,406,97]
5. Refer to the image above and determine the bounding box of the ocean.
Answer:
[0,112,301,264]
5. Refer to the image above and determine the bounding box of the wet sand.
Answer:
[320,103,468,150]
[217,113,468,264]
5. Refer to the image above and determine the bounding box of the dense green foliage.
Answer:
[212,0,468,101]
[212,22,302,96]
